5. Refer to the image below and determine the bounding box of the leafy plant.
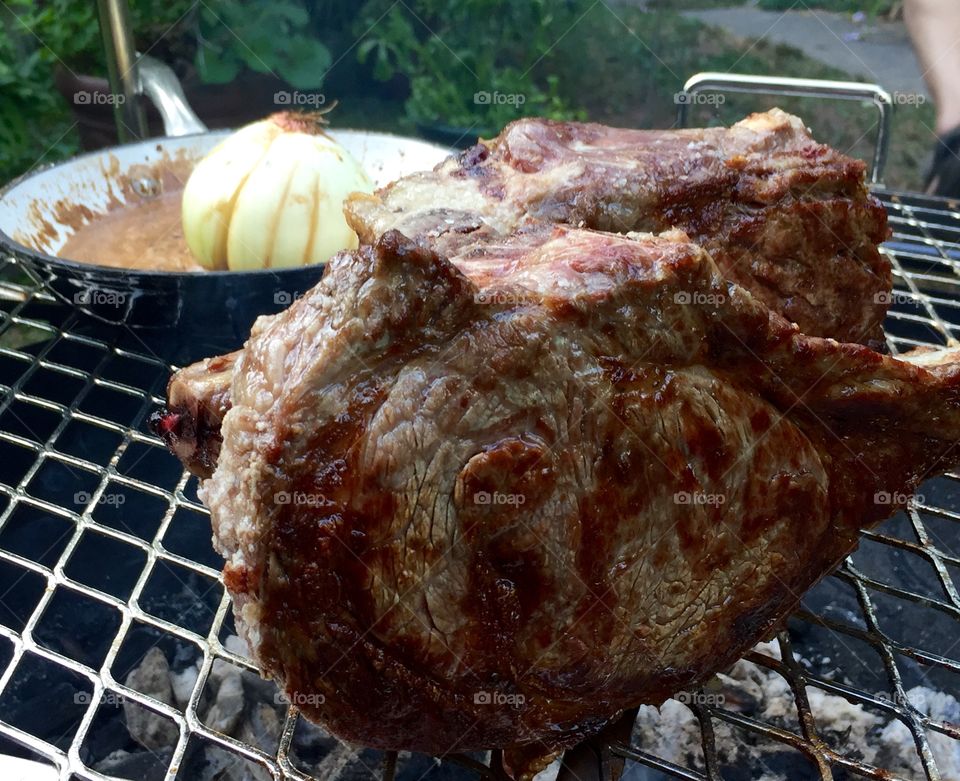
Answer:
[355,0,588,130]
[194,0,331,89]
[0,1,91,181]
[0,0,332,185]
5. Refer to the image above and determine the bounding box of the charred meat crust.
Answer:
[150,351,236,479]
[345,109,890,346]
[167,228,960,766]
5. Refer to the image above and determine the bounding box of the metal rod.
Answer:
[95,0,148,142]
[677,72,893,184]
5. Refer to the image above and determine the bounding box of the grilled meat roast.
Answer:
[154,351,234,479]
[156,224,960,775]
[346,109,890,346]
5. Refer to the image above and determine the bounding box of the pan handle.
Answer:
[135,54,209,137]
[676,72,893,185]
[97,0,205,138]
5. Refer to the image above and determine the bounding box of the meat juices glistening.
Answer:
[346,108,890,347]
[156,221,960,776]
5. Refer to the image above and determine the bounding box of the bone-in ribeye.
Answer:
[346,109,890,346]
[157,223,960,775]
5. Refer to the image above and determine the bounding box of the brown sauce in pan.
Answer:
[59,189,202,272]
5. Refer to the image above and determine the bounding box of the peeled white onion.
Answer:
[181,112,373,271]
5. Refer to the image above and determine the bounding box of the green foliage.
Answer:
[194,0,331,89]
[0,0,331,184]
[0,1,88,181]
[356,0,588,129]
[545,6,713,125]
[0,0,931,193]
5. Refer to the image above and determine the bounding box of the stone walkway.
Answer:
[681,6,929,99]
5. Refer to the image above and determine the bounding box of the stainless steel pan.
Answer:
[0,57,450,357]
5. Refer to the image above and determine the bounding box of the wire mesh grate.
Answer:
[0,190,958,781]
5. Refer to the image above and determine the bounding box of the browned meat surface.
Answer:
[161,226,960,774]
[346,109,890,346]
[150,351,236,479]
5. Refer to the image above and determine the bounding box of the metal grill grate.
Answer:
[0,190,959,781]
